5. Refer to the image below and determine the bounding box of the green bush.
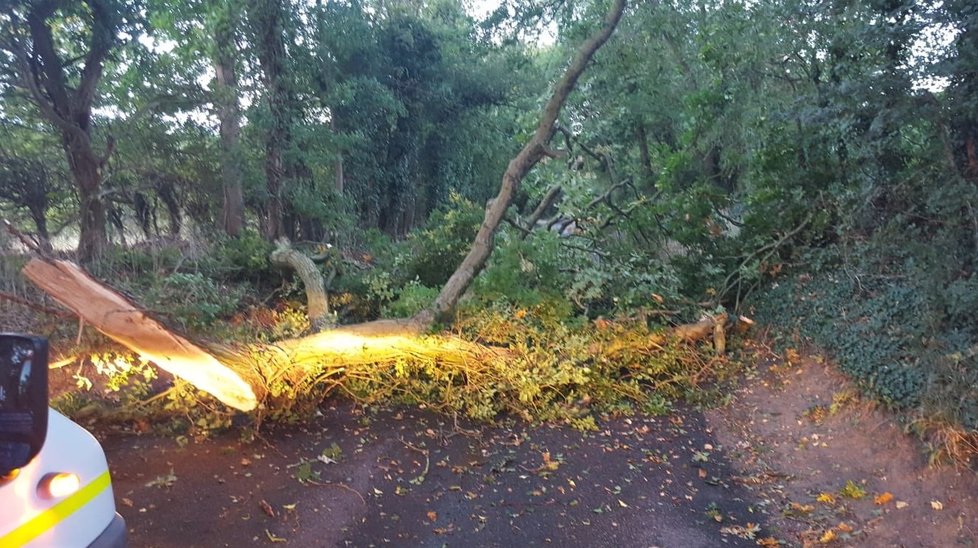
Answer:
[144,272,245,331]
[201,230,275,281]
[383,280,439,318]
[473,229,569,308]
[92,244,183,282]
[754,242,978,429]
[401,193,483,287]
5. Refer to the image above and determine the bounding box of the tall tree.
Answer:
[944,0,978,180]
[0,154,54,251]
[246,0,296,241]
[210,0,245,236]
[1,0,125,261]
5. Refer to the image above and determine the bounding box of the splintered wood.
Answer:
[22,258,258,411]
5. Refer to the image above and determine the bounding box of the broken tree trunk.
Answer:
[417,0,627,325]
[21,258,258,411]
[270,238,331,332]
[671,312,732,353]
[22,257,749,414]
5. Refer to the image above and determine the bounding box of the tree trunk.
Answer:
[417,0,627,324]
[331,118,344,194]
[21,258,257,411]
[28,204,52,253]
[212,1,246,237]
[156,179,182,236]
[635,123,655,188]
[71,146,108,261]
[13,0,117,262]
[334,155,344,194]
[248,0,292,241]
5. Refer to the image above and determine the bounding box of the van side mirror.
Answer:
[0,334,48,476]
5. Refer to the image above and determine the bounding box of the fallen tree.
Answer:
[15,0,751,424]
[22,254,745,425]
[269,238,331,332]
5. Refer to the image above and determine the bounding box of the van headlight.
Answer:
[38,472,81,499]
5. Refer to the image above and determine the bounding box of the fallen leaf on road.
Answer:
[874,492,893,505]
[895,501,908,509]
[145,469,177,489]
[427,511,438,522]
[720,523,761,540]
[839,480,866,500]
[820,530,837,543]
[788,502,814,515]
[816,492,836,505]
[931,500,944,511]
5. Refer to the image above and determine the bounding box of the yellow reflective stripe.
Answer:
[0,470,112,548]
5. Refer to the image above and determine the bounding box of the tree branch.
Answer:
[519,185,563,239]
[420,0,627,323]
[77,0,117,113]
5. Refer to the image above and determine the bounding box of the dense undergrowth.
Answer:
[6,177,976,466]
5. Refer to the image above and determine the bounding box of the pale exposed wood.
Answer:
[713,312,727,355]
[21,258,257,411]
[667,312,735,354]
[670,316,716,342]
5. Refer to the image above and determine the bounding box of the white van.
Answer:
[0,334,126,547]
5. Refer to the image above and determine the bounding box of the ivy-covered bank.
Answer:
[754,244,978,434]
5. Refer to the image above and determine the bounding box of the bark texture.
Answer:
[248,0,292,241]
[212,0,246,237]
[270,239,331,332]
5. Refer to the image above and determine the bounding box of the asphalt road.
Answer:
[99,405,764,547]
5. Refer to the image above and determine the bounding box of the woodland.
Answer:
[1,0,977,461]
